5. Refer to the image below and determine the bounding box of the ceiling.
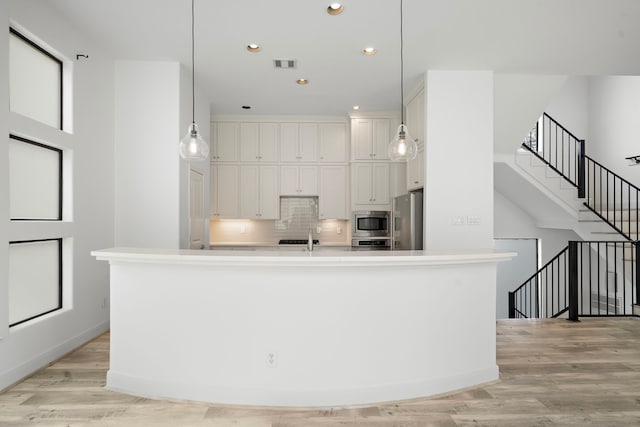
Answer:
[47,0,640,116]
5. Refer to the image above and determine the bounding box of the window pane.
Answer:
[9,29,62,129]
[9,135,62,220]
[9,239,62,327]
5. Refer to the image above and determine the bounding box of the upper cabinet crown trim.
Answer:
[211,115,348,123]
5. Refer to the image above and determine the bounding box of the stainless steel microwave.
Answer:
[352,210,390,237]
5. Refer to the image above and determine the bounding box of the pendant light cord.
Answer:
[400,0,404,125]
[191,0,195,125]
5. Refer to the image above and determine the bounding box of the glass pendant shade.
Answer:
[388,124,418,161]
[179,123,209,161]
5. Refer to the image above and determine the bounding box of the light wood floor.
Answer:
[2,318,640,426]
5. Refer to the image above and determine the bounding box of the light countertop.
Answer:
[92,247,516,267]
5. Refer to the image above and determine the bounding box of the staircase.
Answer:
[504,112,640,319]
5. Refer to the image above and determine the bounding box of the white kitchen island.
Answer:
[92,247,514,407]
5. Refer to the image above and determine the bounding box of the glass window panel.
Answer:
[9,135,62,220]
[9,29,62,129]
[9,239,62,327]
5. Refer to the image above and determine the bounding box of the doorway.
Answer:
[494,238,539,319]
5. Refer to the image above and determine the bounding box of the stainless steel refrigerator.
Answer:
[392,190,424,250]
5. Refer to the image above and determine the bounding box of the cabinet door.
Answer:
[298,165,318,195]
[319,165,347,219]
[318,123,346,163]
[280,123,299,162]
[215,122,239,161]
[280,165,299,195]
[299,123,318,162]
[259,166,279,219]
[239,123,260,162]
[372,119,391,160]
[372,163,390,204]
[414,90,425,143]
[210,163,217,216]
[353,119,373,160]
[352,163,373,204]
[239,165,259,219]
[260,123,279,162]
[407,146,424,190]
[212,164,239,218]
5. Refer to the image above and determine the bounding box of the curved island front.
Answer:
[92,247,514,407]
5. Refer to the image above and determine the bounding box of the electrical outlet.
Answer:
[316,226,322,234]
[101,297,107,309]
[452,216,465,226]
[266,352,278,368]
[337,226,342,235]
[240,226,246,234]
[467,216,481,225]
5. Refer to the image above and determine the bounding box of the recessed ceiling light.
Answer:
[327,3,343,15]
[362,47,377,56]
[246,43,261,52]
[352,105,360,110]
[296,79,309,85]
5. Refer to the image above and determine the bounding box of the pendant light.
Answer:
[388,0,417,162]
[179,0,209,161]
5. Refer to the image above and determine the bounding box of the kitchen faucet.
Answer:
[307,228,314,252]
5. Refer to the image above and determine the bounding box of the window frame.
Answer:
[9,134,63,221]
[9,27,64,131]
[8,238,63,328]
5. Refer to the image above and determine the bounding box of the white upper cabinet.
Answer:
[405,88,425,190]
[319,165,348,219]
[405,89,425,144]
[352,162,390,207]
[210,163,239,218]
[239,165,279,219]
[352,118,391,161]
[280,165,318,196]
[280,123,317,162]
[239,123,279,162]
[318,123,347,163]
[211,122,239,161]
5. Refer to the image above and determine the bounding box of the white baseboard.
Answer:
[0,320,109,391]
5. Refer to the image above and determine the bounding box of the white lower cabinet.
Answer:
[280,165,318,196]
[319,165,348,219]
[239,165,279,219]
[352,162,390,208]
[210,164,239,218]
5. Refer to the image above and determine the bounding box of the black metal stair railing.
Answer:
[521,112,585,195]
[509,241,640,320]
[509,246,568,319]
[584,156,640,241]
[521,112,639,241]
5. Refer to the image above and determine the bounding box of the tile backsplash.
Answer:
[210,196,350,245]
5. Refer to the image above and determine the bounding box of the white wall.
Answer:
[114,61,182,248]
[545,76,589,141]
[1,0,113,389]
[494,191,580,264]
[114,61,210,249]
[588,76,640,187]
[494,74,567,155]
[179,64,210,249]
[0,1,9,345]
[425,70,494,250]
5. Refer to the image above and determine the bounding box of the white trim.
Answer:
[211,114,349,123]
[107,366,498,408]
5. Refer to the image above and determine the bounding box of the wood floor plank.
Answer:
[1,317,640,426]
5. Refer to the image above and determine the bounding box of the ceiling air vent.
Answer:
[274,59,297,69]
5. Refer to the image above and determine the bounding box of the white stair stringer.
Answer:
[495,150,628,242]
